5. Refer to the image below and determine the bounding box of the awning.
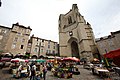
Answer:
[62,57,80,62]
[103,48,120,67]
[103,48,120,59]
[11,58,28,62]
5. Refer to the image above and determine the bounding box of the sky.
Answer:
[0,0,120,42]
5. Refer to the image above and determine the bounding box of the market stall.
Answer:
[103,48,120,67]
[62,57,80,75]
[62,57,80,62]
[36,59,46,71]
[51,57,80,78]
[51,67,72,78]
[93,67,109,78]
[10,58,30,78]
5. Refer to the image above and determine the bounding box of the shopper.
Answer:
[43,63,47,80]
[26,62,31,77]
[30,62,36,80]
[40,63,43,78]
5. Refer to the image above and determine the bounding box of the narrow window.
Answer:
[53,46,55,49]
[14,37,18,42]
[48,45,50,48]
[34,48,37,52]
[42,39,44,42]
[20,45,24,49]
[46,50,48,54]
[22,39,25,42]
[68,16,72,24]
[48,40,50,44]
[53,50,55,54]
[49,50,51,54]
[41,49,43,53]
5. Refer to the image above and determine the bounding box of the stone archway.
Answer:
[71,41,80,59]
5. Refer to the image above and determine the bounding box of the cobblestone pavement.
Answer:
[0,65,107,80]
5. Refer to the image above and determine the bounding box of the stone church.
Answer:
[58,4,98,61]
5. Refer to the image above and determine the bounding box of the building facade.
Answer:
[0,25,11,53]
[96,30,120,55]
[4,23,32,55]
[27,35,58,57]
[59,4,97,61]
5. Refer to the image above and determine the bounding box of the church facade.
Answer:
[58,4,98,61]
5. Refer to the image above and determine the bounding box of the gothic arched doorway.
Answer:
[71,41,80,59]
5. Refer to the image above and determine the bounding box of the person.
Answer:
[26,62,31,77]
[40,63,43,78]
[30,62,36,80]
[83,60,87,68]
[17,62,30,78]
[9,62,19,74]
[43,63,47,80]
[17,62,25,78]
[91,65,95,75]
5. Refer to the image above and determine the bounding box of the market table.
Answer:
[94,67,109,78]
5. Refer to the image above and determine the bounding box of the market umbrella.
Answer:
[28,59,36,62]
[103,48,120,67]
[11,58,25,62]
[104,48,120,59]
[2,53,13,58]
[31,55,37,59]
[25,59,29,62]
[46,59,54,62]
[14,54,23,58]
[36,59,46,63]
[1,58,11,62]
[113,55,120,67]
[62,57,80,62]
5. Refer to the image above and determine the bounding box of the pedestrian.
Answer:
[17,62,30,78]
[83,60,87,68]
[43,63,47,80]
[40,63,43,78]
[30,62,36,80]
[26,62,31,77]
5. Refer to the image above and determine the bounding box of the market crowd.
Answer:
[10,60,48,80]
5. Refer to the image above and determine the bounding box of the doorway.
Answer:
[71,41,80,59]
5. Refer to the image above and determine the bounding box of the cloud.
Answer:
[0,0,120,42]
